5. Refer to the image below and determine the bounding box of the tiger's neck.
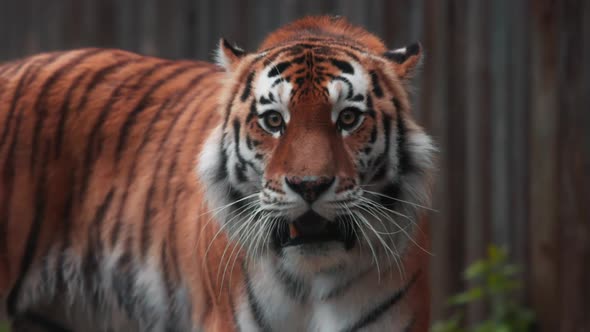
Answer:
[232,254,425,331]
[201,219,431,332]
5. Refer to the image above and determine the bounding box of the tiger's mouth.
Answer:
[273,211,356,249]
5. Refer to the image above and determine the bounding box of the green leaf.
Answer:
[431,244,536,332]
[465,261,488,280]
[501,264,521,276]
[487,245,507,264]
[449,287,484,305]
[431,314,464,332]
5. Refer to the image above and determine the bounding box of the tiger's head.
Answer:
[198,17,435,277]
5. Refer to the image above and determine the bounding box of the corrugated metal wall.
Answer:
[1,0,588,330]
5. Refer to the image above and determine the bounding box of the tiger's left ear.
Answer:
[383,42,422,79]
[215,38,246,71]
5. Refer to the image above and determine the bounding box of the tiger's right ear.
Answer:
[383,42,422,79]
[216,38,246,71]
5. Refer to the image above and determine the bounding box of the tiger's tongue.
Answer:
[288,211,329,239]
[288,223,299,238]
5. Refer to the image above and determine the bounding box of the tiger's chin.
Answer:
[278,244,361,276]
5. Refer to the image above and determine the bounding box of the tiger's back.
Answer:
[0,49,226,330]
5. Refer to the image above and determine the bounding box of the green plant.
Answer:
[432,245,535,332]
[0,321,8,332]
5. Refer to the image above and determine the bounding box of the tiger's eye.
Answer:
[337,108,361,131]
[263,111,284,132]
[340,110,356,125]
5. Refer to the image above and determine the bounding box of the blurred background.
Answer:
[0,0,588,331]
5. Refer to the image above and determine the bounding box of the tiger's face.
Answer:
[199,34,435,276]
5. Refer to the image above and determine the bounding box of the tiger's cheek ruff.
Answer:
[197,124,262,226]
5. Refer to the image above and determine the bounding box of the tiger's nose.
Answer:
[285,176,335,203]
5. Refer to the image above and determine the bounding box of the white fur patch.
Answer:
[9,246,193,331]
[214,40,245,70]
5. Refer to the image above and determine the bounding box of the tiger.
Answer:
[0,16,436,332]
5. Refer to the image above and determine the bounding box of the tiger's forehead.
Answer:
[253,47,370,108]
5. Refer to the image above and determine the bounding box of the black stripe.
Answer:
[321,267,374,300]
[368,113,392,180]
[342,271,420,332]
[56,169,76,288]
[268,61,292,77]
[332,76,354,99]
[260,41,364,62]
[223,87,237,130]
[77,61,168,205]
[331,59,354,74]
[215,143,229,184]
[160,239,174,304]
[369,124,378,144]
[110,217,122,249]
[2,103,29,313]
[76,70,145,205]
[396,106,412,176]
[115,63,195,162]
[392,97,402,110]
[366,94,373,109]
[169,186,184,281]
[245,269,272,332]
[275,264,308,301]
[383,113,392,156]
[114,67,211,257]
[0,62,39,269]
[0,64,35,153]
[166,191,182,289]
[245,135,254,150]
[140,71,215,257]
[240,72,255,102]
[137,93,185,257]
[14,312,72,332]
[259,96,272,105]
[21,53,65,86]
[83,188,115,305]
[350,94,364,102]
[30,49,105,171]
[74,55,140,112]
[107,62,182,247]
[54,69,91,158]
[0,52,62,154]
[379,182,402,210]
[6,128,51,316]
[270,77,286,88]
[371,164,387,183]
[246,99,258,123]
[370,71,384,98]
[85,63,185,247]
[163,84,219,202]
[113,250,136,318]
[234,163,247,182]
[232,118,261,176]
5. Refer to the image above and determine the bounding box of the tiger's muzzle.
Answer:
[272,210,356,250]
